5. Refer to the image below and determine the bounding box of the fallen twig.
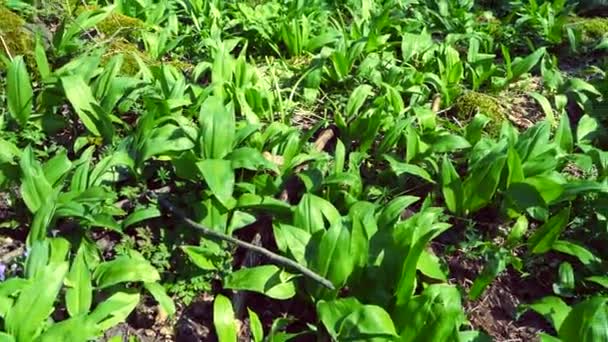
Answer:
[153,193,335,290]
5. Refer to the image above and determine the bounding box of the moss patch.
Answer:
[567,17,608,44]
[76,5,144,39]
[98,12,144,39]
[102,39,152,75]
[452,91,506,134]
[0,6,33,68]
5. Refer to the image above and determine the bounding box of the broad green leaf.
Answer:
[555,112,573,153]
[0,333,14,342]
[93,255,160,289]
[313,220,354,292]
[506,147,524,187]
[61,75,110,139]
[65,247,92,317]
[36,316,96,342]
[510,47,545,81]
[197,159,234,207]
[6,56,34,126]
[507,215,529,245]
[345,84,373,119]
[469,252,507,300]
[459,331,492,342]
[552,240,601,271]
[463,154,506,213]
[43,150,73,187]
[213,294,237,342]
[272,224,310,266]
[224,265,296,300]
[5,262,68,341]
[122,206,161,229]
[401,31,433,62]
[395,217,452,305]
[317,298,397,340]
[441,155,463,215]
[200,96,235,159]
[248,308,264,342]
[294,194,341,234]
[144,282,176,317]
[586,276,608,289]
[529,92,555,126]
[181,242,224,271]
[523,296,571,331]
[34,35,50,80]
[88,290,140,332]
[19,147,53,213]
[577,115,600,145]
[377,196,420,230]
[559,296,608,342]
[396,284,464,341]
[528,207,570,254]
[384,155,435,183]
[417,249,447,281]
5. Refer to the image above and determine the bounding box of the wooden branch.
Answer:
[154,194,335,290]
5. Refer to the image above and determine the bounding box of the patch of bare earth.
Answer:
[447,251,555,342]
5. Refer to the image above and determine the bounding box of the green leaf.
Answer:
[65,247,92,317]
[144,282,176,317]
[223,265,296,300]
[43,150,73,187]
[5,262,69,341]
[313,220,355,292]
[529,92,555,126]
[317,298,397,340]
[0,333,14,342]
[181,243,224,271]
[377,195,420,230]
[441,155,463,215]
[294,193,341,234]
[552,240,601,271]
[248,308,264,342]
[345,84,373,119]
[555,112,574,153]
[417,249,447,281]
[469,252,507,300]
[34,34,50,80]
[122,206,161,229]
[384,155,435,183]
[272,224,311,266]
[523,296,571,331]
[19,147,54,213]
[213,294,237,342]
[93,255,160,289]
[507,215,529,245]
[396,284,464,341]
[510,47,545,82]
[88,290,140,332]
[36,316,96,342]
[197,159,235,207]
[401,30,433,62]
[528,207,570,254]
[586,276,608,289]
[200,96,235,159]
[61,75,113,141]
[559,296,608,342]
[6,56,34,126]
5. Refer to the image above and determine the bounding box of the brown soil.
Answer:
[447,251,555,342]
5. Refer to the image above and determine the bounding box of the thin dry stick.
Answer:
[155,195,335,290]
[0,34,13,61]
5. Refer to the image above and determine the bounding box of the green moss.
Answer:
[102,39,152,75]
[97,12,144,38]
[0,6,33,69]
[453,91,506,134]
[76,5,144,39]
[568,17,608,43]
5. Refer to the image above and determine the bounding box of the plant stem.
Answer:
[154,194,335,290]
